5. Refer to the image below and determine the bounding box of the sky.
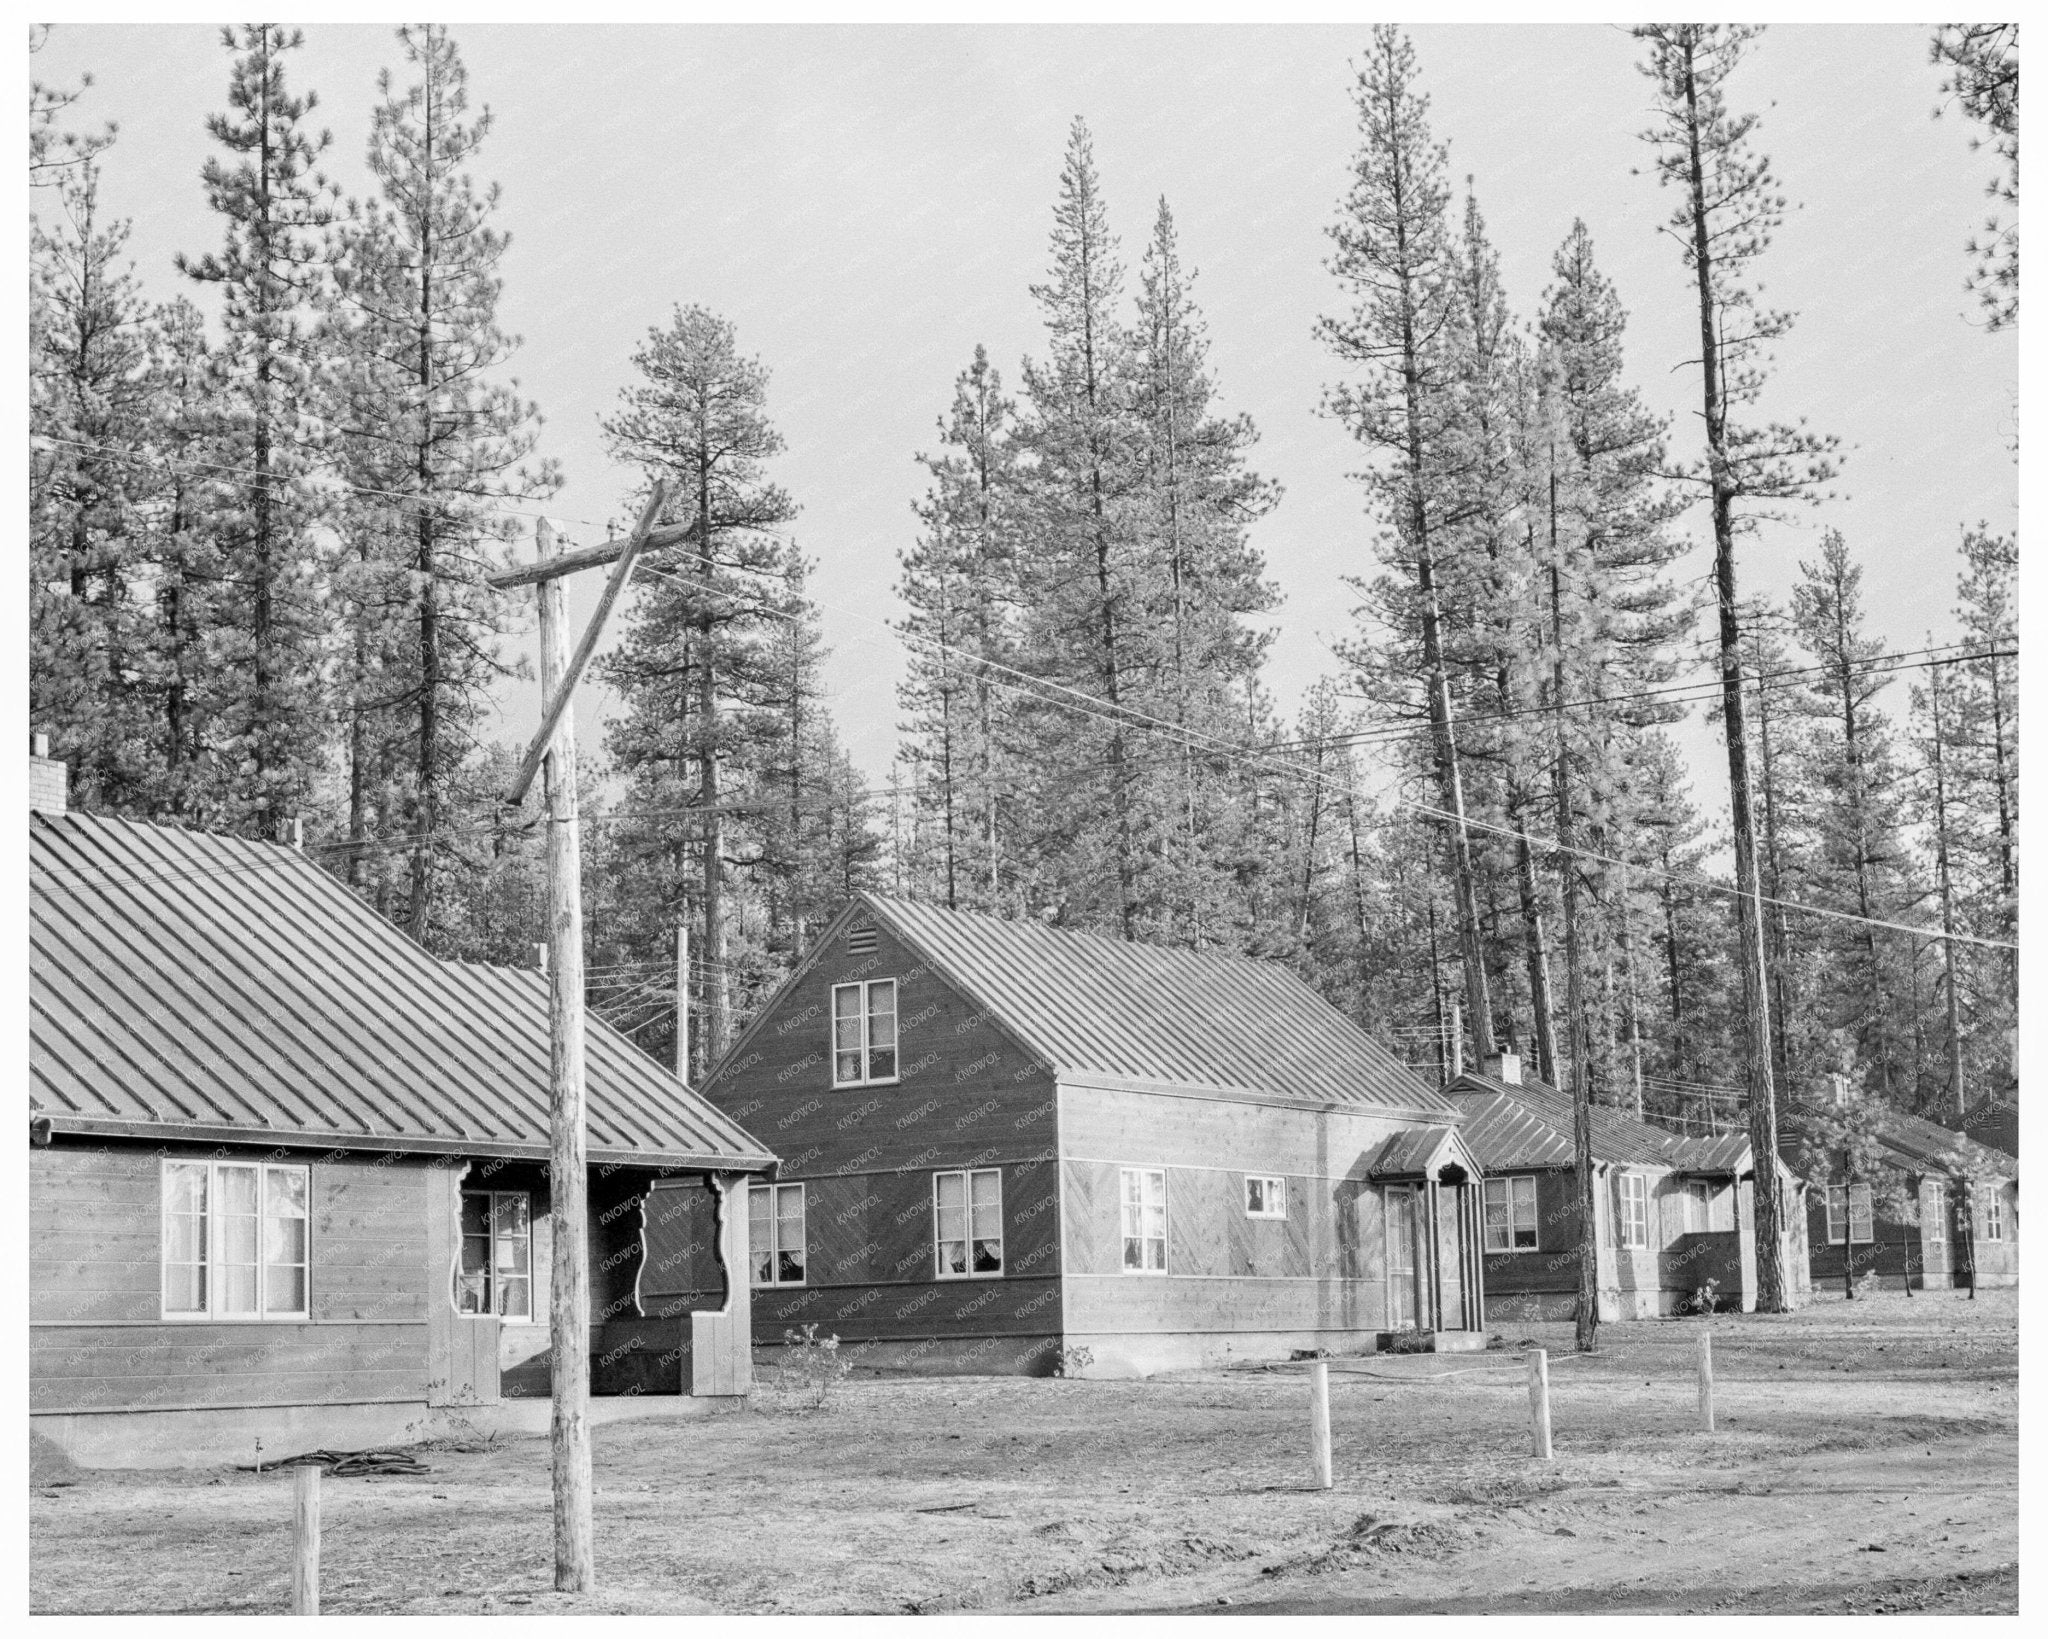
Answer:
[32,23,2017,827]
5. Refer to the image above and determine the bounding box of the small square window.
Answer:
[1244,1176,1286,1219]
[1483,1176,1538,1251]
[750,1183,807,1286]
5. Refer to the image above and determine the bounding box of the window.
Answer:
[1825,1183,1874,1245]
[1685,1178,1717,1234]
[935,1168,1003,1277]
[1617,1173,1651,1250]
[162,1160,309,1321]
[749,1183,807,1286]
[1244,1176,1286,1219]
[1925,1182,1948,1247]
[1121,1168,1167,1273]
[1483,1176,1539,1251]
[1982,1189,2006,1242]
[457,1191,532,1319]
[832,979,898,1086]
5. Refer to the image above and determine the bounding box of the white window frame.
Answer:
[1982,1189,2005,1242]
[1121,1167,1168,1274]
[160,1158,311,1323]
[1244,1175,1287,1220]
[831,979,899,1087]
[1825,1182,1874,1246]
[1685,1177,1717,1235]
[934,1168,1004,1278]
[1617,1173,1651,1250]
[1483,1175,1539,1252]
[1925,1181,1948,1247]
[750,1182,808,1287]
[456,1189,534,1320]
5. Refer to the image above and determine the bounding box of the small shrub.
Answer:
[776,1324,852,1410]
[1853,1266,1884,1301]
[1681,1277,1723,1316]
[1051,1345,1095,1378]
[1382,1328,1432,1355]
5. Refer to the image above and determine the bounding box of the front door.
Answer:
[1385,1185,1426,1330]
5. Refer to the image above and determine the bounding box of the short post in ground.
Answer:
[1696,1327,1715,1432]
[292,1462,321,1616]
[1310,1359,1333,1489]
[1526,1347,1553,1459]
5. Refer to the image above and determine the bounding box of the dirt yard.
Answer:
[30,1289,2017,1616]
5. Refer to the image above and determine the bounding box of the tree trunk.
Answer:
[1676,33,1788,1311]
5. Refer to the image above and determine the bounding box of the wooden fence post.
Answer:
[1526,1348,1552,1459]
[1696,1328,1715,1432]
[1310,1360,1333,1490]
[292,1463,320,1616]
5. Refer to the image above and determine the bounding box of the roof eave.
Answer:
[1052,1068,1461,1126]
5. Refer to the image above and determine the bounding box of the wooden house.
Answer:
[688,893,1488,1377]
[1444,1056,1809,1319]
[1786,1081,2018,1293]
[29,756,774,1468]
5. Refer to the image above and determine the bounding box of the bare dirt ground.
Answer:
[30,1288,2017,1616]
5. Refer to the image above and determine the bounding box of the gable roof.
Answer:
[30,812,775,1171]
[772,894,1456,1121]
[1956,1089,2018,1158]
[1364,1123,1486,1182]
[1784,1098,2017,1180]
[1444,1070,1681,1170]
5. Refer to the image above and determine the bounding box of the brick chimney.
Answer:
[29,732,67,818]
[1483,1049,1522,1086]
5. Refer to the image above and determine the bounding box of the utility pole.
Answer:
[675,924,690,1082]
[495,482,668,1595]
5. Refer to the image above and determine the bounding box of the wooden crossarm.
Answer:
[503,480,669,807]
[485,517,699,590]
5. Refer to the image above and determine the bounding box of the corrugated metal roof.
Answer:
[1660,1132,1756,1174]
[861,895,1456,1119]
[1783,1102,2017,1180]
[30,813,775,1171]
[1445,1071,1678,1169]
[1364,1124,1483,1180]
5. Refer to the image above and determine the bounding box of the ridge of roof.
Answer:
[1445,1069,1677,1167]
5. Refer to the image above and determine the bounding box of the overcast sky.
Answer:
[35,23,2016,823]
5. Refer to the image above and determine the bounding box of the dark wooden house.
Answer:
[1444,1056,1809,1319]
[1786,1083,2018,1293]
[687,893,1487,1378]
[30,760,774,1468]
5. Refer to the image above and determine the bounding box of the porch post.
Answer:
[691,1172,754,1397]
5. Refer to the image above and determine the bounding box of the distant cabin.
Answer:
[28,751,774,1468]
[690,893,1488,1377]
[1444,1054,1811,1319]
[1784,1079,2019,1293]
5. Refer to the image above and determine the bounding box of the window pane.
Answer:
[778,1247,805,1283]
[777,1187,804,1234]
[265,1214,307,1267]
[868,982,896,1044]
[461,1193,490,1237]
[1123,1236,1144,1271]
[457,1270,489,1313]
[167,1163,209,1216]
[750,1245,774,1286]
[499,1235,531,1276]
[750,1187,771,1240]
[1248,1178,1267,1215]
[266,1264,307,1315]
[939,1238,968,1275]
[168,1210,205,1266]
[498,1276,532,1320]
[165,1264,206,1314]
[972,1237,1002,1274]
[221,1263,258,1314]
[937,1172,966,1210]
[1146,1236,1166,1271]
[1513,1178,1538,1231]
[493,1194,529,1238]
[971,1201,1001,1240]
[868,1045,897,1080]
[219,1166,259,1214]
[265,1168,308,1217]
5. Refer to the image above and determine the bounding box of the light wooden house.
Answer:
[684,894,1488,1377]
[29,754,774,1468]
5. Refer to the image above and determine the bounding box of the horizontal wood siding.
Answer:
[1060,1085,1409,1336]
[30,1324,430,1414]
[702,915,1059,1179]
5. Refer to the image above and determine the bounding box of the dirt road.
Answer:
[29,1289,2017,1615]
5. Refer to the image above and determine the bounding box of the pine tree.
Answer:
[1634,23,1838,1311]
[600,304,799,1070]
[1787,531,1918,1100]
[1930,24,2019,330]
[29,150,161,812]
[177,24,338,836]
[1320,25,1499,1067]
[1013,117,1145,935]
[326,23,558,948]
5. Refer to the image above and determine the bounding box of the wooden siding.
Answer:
[703,915,1060,1180]
[31,1141,441,1415]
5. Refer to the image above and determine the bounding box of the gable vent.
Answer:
[844,926,879,955]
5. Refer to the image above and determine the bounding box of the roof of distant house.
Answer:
[1444,1068,1749,1172]
[1956,1088,2018,1158]
[719,893,1458,1121]
[1784,1096,2017,1180]
[30,812,775,1171]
